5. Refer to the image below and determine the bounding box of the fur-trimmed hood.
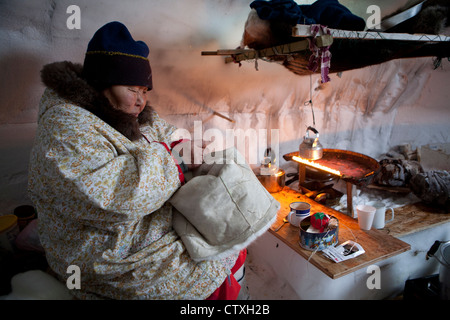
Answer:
[40,61,153,141]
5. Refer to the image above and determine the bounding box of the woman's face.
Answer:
[103,85,148,118]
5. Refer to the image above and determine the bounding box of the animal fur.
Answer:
[410,170,450,209]
[40,61,153,141]
[386,0,450,35]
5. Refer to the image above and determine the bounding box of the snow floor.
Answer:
[242,245,300,300]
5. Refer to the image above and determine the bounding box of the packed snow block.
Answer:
[418,143,450,172]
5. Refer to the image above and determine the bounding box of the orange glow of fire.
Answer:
[292,155,342,176]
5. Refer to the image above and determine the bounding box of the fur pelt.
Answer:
[40,61,153,141]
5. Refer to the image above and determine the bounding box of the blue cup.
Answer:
[288,202,311,227]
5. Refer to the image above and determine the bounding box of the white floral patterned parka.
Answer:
[27,62,236,300]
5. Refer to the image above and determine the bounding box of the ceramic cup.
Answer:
[288,202,311,227]
[371,203,394,229]
[356,204,376,230]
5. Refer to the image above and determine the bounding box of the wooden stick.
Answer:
[346,182,358,218]
[298,163,306,190]
[201,35,333,64]
[227,36,332,63]
[201,49,255,56]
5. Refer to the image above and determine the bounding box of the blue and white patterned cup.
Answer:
[288,202,311,227]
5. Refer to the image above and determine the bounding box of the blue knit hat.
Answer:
[82,21,152,90]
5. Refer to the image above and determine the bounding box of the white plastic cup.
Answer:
[356,205,376,230]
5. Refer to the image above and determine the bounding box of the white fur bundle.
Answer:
[2,270,73,300]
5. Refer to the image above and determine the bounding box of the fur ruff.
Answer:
[40,61,153,141]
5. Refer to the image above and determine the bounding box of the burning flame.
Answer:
[292,156,342,176]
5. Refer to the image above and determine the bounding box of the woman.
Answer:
[28,21,245,300]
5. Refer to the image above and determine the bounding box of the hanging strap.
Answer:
[307,25,332,83]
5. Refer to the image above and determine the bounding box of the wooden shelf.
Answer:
[268,187,411,279]
[202,23,449,77]
[293,24,450,43]
[378,202,450,237]
[201,24,449,65]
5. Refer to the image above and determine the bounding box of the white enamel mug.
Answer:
[371,203,394,229]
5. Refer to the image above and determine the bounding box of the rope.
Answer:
[304,74,316,126]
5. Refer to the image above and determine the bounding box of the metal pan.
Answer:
[283,149,380,187]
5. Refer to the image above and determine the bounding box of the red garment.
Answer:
[142,137,186,185]
[158,141,185,185]
[206,249,247,300]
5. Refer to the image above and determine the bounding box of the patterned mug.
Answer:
[288,201,311,227]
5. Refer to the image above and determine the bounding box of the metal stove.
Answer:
[284,149,381,216]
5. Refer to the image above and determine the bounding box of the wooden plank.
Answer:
[224,39,310,63]
[201,35,332,64]
[201,49,255,56]
[293,24,450,42]
[315,34,333,47]
[268,187,411,279]
[346,182,355,217]
[377,202,450,237]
